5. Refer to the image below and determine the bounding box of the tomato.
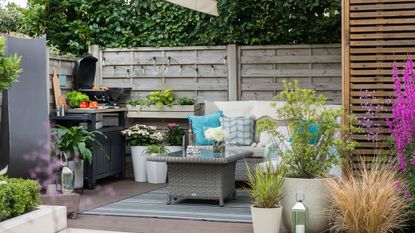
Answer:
[80,101,89,108]
[89,101,99,109]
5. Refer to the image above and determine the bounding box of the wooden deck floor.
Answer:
[69,178,253,233]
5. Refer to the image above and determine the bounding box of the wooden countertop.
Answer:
[65,107,128,114]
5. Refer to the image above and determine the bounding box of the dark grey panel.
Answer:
[0,36,49,178]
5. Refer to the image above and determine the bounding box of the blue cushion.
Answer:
[188,111,223,145]
[289,120,320,144]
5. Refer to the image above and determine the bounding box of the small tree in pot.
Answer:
[51,125,104,189]
[258,81,358,233]
[246,161,286,233]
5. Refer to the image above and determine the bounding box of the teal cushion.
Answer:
[289,120,320,144]
[188,111,223,145]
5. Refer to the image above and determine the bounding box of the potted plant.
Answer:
[51,125,104,189]
[145,145,169,184]
[121,124,163,182]
[165,123,185,153]
[204,127,229,153]
[246,160,286,233]
[258,81,357,233]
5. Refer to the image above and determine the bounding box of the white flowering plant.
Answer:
[121,124,163,146]
[204,127,230,143]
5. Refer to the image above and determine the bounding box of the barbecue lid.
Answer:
[73,55,98,89]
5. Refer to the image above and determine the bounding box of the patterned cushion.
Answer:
[221,116,255,146]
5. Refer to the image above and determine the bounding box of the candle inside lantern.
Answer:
[296,225,305,233]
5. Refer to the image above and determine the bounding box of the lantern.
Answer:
[61,152,74,194]
[291,193,308,233]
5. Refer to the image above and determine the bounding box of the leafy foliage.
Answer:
[245,160,286,208]
[0,36,21,90]
[174,96,196,105]
[51,125,104,165]
[22,0,340,55]
[145,145,169,155]
[165,123,185,146]
[66,91,89,108]
[127,98,148,107]
[0,3,24,33]
[147,89,175,109]
[0,176,40,221]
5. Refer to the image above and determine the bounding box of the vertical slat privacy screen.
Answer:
[343,0,415,160]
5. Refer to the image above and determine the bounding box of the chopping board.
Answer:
[51,67,62,107]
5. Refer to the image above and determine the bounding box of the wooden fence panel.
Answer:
[239,45,342,103]
[343,0,415,160]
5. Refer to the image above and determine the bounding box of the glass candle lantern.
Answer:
[61,164,74,194]
[291,193,308,233]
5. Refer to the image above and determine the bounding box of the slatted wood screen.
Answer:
[343,0,415,160]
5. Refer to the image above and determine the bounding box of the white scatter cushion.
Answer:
[221,116,255,146]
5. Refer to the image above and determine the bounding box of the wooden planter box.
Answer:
[0,205,67,233]
[127,104,202,119]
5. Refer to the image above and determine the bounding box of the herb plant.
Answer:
[246,160,286,208]
[174,96,196,105]
[0,36,21,90]
[145,145,169,155]
[146,89,174,109]
[127,98,148,106]
[66,91,89,108]
[165,123,185,146]
[51,125,104,165]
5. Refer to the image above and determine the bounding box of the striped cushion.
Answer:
[221,116,255,146]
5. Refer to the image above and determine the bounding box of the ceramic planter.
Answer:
[251,205,283,233]
[165,146,182,153]
[67,159,84,189]
[131,146,148,182]
[146,154,167,184]
[280,177,331,233]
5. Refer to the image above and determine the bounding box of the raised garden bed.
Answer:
[127,104,202,119]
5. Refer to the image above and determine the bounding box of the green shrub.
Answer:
[0,36,22,90]
[174,96,196,105]
[127,98,148,106]
[0,176,40,221]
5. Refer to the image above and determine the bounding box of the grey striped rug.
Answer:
[82,188,252,223]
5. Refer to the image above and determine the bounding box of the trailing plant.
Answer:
[0,36,22,90]
[127,98,148,107]
[174,96,196,105]
[121,124,163,146]
[0,176,40,221]
[145,145,169,155]
[22,0,341,55]
[257,81,358,178]
[326,159,410,233]
[165,123,185,146]
[387,57,415,213]
[147,89,174,109]
[245,160,286,208]
[51,125,104,165]
[66,91,89,108]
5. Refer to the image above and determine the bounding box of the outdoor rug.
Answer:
[82,187,252,223]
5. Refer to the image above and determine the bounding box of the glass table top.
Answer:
[169,149,242,159]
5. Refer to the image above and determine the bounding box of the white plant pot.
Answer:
[146,157,167,184]
[131,146,148,182]
[251,205,282,233]
[280,177,331,233]
[67,160,84,189]
[166,146,182,153]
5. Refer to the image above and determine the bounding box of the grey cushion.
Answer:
[220,116,255,146]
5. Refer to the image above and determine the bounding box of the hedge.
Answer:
[0,176,40,221]
[22,0,341,55]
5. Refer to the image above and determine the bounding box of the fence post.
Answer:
[89,45,102,86]
[227,44,239,101]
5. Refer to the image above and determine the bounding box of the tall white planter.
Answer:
[251,206,282,233]
[67,160,84,189]
[131,146,148,182]
[280,177,330,233]
[166,146,182,153]
[146,155,168,184]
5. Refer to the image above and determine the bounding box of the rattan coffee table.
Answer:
[147,149,253,206]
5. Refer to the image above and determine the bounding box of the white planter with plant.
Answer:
[257,81,358,233]
[122,124,163,182]
[204,127,229,153]
[246,160,286,233]
[165,123,185,153]
[145,145,169,184]
[52,125,104,189]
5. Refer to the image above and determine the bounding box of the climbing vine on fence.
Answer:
[23,0,341,55]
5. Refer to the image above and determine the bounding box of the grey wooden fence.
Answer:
[90,44,342,104]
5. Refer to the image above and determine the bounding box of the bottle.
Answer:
[188,121,194,146]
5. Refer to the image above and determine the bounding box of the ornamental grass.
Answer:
[326,159,410,233]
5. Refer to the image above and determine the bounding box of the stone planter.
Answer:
[127,104,201,119]
[280,177,330,233]
[131,146,148,182]
[0,205,67,233]
[251,205,283,233]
